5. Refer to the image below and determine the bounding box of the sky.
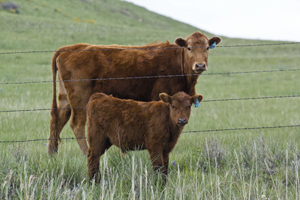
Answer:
[123,0,300,42]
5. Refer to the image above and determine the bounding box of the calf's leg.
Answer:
[87,137,112,182]
[149,148,164,173]
[149,150,170,185]
[162,153,170,177]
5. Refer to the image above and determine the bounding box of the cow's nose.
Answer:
[178,118,187,124]
[195,63,206,71]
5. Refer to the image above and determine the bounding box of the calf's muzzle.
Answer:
[178,118,187,125]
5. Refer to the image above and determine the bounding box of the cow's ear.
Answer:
[209,37,222,46]
[159,93,172,104]
[191,94,203,104]
[175,38,188,47]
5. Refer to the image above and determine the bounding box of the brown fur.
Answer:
[48,31,221,155]
[86,92,203,181]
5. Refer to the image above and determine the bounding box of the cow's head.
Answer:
[159,92,203,126]
[175,32,221,74]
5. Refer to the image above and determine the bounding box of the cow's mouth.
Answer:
[194,69,206,74]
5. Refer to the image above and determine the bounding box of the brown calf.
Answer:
[49,31,220,155]
[86,92,203,181]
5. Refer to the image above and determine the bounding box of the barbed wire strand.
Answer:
[0,107,86,113]
[1,95,299,113]
[0,137,86,143]
[202,95,300,102]
[1,68,300,85]
[183,125,300,133]
[0,42,299,55]
[217,42,300,48]
[1,125,299,143]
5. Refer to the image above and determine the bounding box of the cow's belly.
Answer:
[93,79,156,101]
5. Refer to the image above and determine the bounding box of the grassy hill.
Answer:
[0,0,206,50]
[1,0,300,199]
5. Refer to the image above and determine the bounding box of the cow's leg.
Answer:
[87,138,112,182]
[48,73,71,155]
[70,108,89,155]
[67,82,93,155]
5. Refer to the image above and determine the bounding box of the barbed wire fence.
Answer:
[1,42,299,144]
[1,68,300,85]
[1,125,300,143]
[1,94,300,113]
[0,41,299,55]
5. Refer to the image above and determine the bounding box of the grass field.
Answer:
[1,0,300,199]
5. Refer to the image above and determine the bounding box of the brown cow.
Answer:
[86,91,203,181]
[49,31,221,155]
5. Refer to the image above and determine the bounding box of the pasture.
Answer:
[1,0,300,199]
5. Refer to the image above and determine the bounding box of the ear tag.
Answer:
[195,99,200,108]
[210,41,217,49]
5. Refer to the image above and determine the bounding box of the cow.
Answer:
[49,31,221,155]
[86,91,203,181]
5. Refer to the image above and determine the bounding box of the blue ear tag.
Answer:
[194,99,200,108]
[210,41,217,49]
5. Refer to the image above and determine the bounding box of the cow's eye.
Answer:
[206,47,210,51]
[187,47,191,51]
[187,105,191,110]
[172,105,175,109]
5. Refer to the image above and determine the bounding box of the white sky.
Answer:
[123,0,300,42]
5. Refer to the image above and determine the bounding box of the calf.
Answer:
[86,91,203,181]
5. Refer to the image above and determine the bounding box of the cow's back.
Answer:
[56,42,185,102]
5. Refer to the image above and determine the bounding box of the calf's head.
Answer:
[159,92,203,126]
[175,31,221,74]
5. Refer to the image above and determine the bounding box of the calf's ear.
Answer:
[175,38,188,47]
[209,37,222,46]
[191,94,203,104]
[159,93,172,104]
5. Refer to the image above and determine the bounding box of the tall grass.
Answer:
[1,136,300,199]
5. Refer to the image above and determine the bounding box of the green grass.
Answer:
[1,0,300,199]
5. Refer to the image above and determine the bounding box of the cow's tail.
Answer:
[49,51,61,145]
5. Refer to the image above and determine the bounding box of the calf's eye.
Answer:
[172,105,175,109]
[187,47,191,51]
[206,47,210,51]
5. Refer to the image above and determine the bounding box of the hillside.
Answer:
[0,0,207,51]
